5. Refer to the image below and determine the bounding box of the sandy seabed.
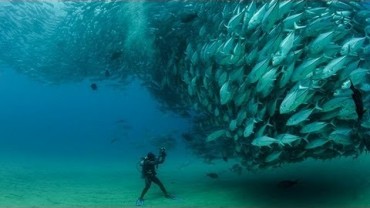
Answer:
[1,152,370,208]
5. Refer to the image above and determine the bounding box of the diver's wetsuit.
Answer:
[139,154,169,200]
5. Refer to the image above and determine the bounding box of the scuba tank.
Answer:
[136,148,166,176]
[136,156,146,175]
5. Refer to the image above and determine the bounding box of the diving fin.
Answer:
[165,194,178,200]
[136,198,144,206]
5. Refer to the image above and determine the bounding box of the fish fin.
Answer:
[302,135,309,143]
[298,85,308,90]
[314,101,323,111]
[255,117,263,122]
[338,150,346,155]
[329,120,336,128]
[323,54,335,60]
[293,22,305,30]
[266,118,273,127]
[283,28,294,32]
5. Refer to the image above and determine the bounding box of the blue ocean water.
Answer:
[0,68,190,161]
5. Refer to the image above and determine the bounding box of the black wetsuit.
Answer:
[139,155,169,200]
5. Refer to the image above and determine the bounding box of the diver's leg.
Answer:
[139,177,152,200]
[137,177,152,206]
[152,176,170,197]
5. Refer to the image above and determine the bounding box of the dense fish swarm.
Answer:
[148,0,370,169]
[0,1,152,84]
[1,0,370,169]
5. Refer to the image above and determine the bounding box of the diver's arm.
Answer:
[157,154,166,164]
[144,148,166,165]
[144,156,165,165]
[152,151,167,165]
[157,148,166,164]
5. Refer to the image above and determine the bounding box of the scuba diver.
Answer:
[136,147,174,206]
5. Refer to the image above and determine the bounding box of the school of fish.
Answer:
[147,0,370,169]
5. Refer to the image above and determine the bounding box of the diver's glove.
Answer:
[160,147,167,157]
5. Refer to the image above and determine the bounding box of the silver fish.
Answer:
[329,129,353,146]
[341,37,366,56]
[300,121,328,134]
[286,108,315,126]
[309,31,334,54]
[207,129,226,142]
[291,57,322,82]
[256,67,278,98]
[320,56,349,79]
[220,81,233,105]
[276,133,303,146]
[252,136,282,147]
[243,118,256,137]
[321,96,351,112]
[247,58,271,83]
[262,1,280,32]
[265,151,282,163]
[247,3,267,31]
[241,0,256,32]
[272,31,295,66]
[280,85,311,114]
[226,8,244,33]
[305,138,330,150]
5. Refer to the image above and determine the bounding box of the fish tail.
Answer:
[293,22,305,30]
[314,101,323,111]
[278,140,285,147]
[329,120,337,128]
[266,118,273,127]
[302,135,309,143]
